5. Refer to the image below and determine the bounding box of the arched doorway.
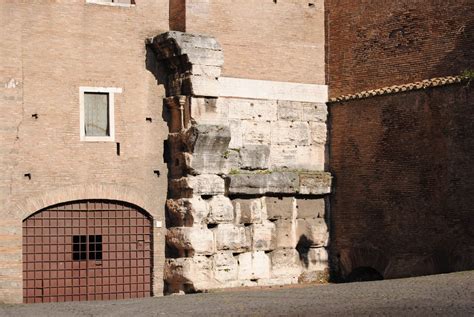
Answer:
[23,200,153,303]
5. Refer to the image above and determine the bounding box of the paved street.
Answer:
[1,271,473,316]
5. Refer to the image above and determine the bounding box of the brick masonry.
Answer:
[0,1,170,303]
[328,83,474,280]
[326,0,474,97]
[170,0,325,84]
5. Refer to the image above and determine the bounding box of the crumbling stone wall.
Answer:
[328,82,474,280]
[148,31,332,293]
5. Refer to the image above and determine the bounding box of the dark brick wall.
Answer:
[328,83,474,280]
[326,0,474,97]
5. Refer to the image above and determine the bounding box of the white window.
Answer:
[79,87,122,142]
[86,0,135,7]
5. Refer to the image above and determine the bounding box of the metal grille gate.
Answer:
[23,200,153,303]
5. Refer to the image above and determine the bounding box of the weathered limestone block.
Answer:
[233,197,265,224]
[226,98,278,121]
[251,221,276,251]
[274,219,297,249]
[184,152,231,175]
[213,252,238,284]
[190,64,222,78]
[184,124,230,155]
[270,249,302,279]
[306,247,329,272]
[190,97,228,125]
[310,122,327,145]
[238,251,271,280]
[266,197,296,220]
[227,119,242,149]
[164,256,214,293]
[301,102,328,122]
[151,31,222,56]
[213,224,250,251]
[298,172,332,195]
[277,100,304,121]
[166,197,209,226]
[207,195,234,224]
[296,218,329,247]
[296,198,325,219]
[170,175,225,197]
[166,226,215,256]
[270,145,324,170]
[227,172,299,195]
[191,76,220,97]
[239,145,270,170]
[271,121,311,146]
[276,101,327,122]
[242,120,271,145]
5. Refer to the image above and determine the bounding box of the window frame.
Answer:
[79,86,122,142]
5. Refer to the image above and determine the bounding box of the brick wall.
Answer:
[0,1,170,302]
[326,0,474,97]
[328,83,474,280]
[170,0,325,84]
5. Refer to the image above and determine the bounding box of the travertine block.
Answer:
[237,251,271,280]
[301,103,328,122]
[298,172,332,195]
[191,76,220,97]
[213,252,238,283]
[274,219,297,249]
[226,98,277,121]
[306,247,329,272]
[266,197,296,220]
[233,197,265,224]
[166,226,215,256]
[170,175,225,197]
[296,218,329,247]
[270,249,302,278]
[228,119,243,148]
[251,221,276,251]
[277,100,304,121]
[239,145,270,170]
[270,145,324,170]
[296,198,325,219]
[184,152,231,175]
[166,197,209,226]
[213,224,250,251]
[207,195,234,224]
[190,65,222,78]
[184,124,230,154]
[190,97,228,125]
[164,256,214,292]
[241,120,271,144]
[310,122,327,145]
[227,172,299,195]
[271,121,310,146]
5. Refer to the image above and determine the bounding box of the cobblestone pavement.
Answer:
[1,271,473,316]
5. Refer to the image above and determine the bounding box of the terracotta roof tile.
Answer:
[329,76,469,102]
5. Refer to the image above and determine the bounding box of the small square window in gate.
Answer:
[72,235,87,261]
[89,235,103,260]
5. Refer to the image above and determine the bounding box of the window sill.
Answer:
[81,136,116,142]
[85,0,135,8]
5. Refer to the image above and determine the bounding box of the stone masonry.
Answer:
[148,31,332,293]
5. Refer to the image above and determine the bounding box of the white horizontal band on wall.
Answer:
[218,77,328,103]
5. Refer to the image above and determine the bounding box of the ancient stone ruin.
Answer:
[148,32,332,293]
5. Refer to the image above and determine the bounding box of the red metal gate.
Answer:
[23,200,153,303]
